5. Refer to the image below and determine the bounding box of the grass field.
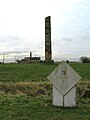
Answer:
[0,95,90,120]
[0,63,90,82]
[0,63,90,120]
[0,63,56,82]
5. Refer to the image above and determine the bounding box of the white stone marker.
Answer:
[47,61,81,107]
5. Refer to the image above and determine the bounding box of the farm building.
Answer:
[17,57,41,63]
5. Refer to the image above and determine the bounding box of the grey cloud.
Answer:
[53,37,74,44]
[0,35,23,47]
[61,38,73,42]
[0,35,31,53]
[0,50,28,55]
[37,46,43,49]
[0,36,21,42]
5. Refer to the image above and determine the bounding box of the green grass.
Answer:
[0,63,57,82]
[0,95,90,120]
[70,63,90,81]
[0,63,90,120]
[0,63,90,82]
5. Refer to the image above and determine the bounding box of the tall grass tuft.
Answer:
[0,82,52,96]
[0,81,90,98]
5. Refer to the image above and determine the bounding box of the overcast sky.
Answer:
[0,0,90,62]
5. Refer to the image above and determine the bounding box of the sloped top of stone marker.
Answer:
[47,61,81,95]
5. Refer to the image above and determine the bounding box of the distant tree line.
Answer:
[80,56,90,63]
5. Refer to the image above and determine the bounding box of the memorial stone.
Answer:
[47,61,81,107]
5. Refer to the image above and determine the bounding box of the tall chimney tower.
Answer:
[45,16,52,62]
[30,52,32,63]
